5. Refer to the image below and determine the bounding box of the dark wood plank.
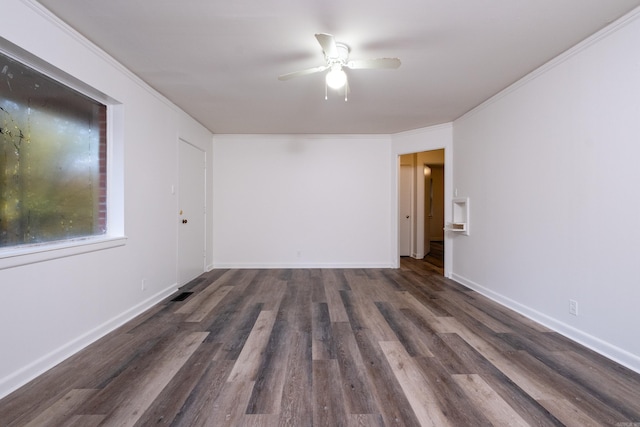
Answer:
[245,282,301,415]
[493,348,624,426]
[244,312,291,415]
[438,332,566,426]
[552,349,640,417]
[312,359,348,427]
[312,302,337,360]
[451,373,530,426]
[227,310,277,383]
[277,276,314,426]
[310,273,327,303]
[414,356,494,426]
[374,301,433,357]
[379,340,451,426]
[21,389,99,427]
[134,341,222,426]
[214,303,263,361]
[85,332,207,425]
[278,330,313,426]
[169,359,237,426]
[349,327,422,426]
[397,305,472,375]
[331,322,380,415]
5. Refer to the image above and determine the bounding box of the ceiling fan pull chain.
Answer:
[325,81,328,100]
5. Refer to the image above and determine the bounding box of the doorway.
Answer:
[423,164,444,271]
[398,149,445,273]
[177,139,206,285]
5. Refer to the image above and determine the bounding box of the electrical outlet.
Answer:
[569,299,578,316]
[141,279,146,291]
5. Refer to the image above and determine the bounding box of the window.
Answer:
[1,50,107,249]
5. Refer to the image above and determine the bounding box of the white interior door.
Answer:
[399,165,412,256]
[178,139,206,285]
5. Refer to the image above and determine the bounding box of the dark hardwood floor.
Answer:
[2,260,640,426]
[422,240,444,275]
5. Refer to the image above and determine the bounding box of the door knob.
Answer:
[182,219,188,224]
[406,215,410,219]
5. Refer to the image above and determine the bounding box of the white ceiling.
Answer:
[36,0,640,134]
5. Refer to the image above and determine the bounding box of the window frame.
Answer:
[0,38,126,270]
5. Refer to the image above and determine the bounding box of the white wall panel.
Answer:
[452,10,640,372]
[212,135,392,268]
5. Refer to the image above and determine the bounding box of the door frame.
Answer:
[177,138,207,285]
[424,165,432,258]
[391,126,453,276]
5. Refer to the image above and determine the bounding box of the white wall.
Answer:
[452,9,640,372]
[0,0,213,397]
[212,135,392,268]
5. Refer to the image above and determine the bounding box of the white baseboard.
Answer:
[450,273,640,375]
[211,262,395,269]
[0,284,178,399]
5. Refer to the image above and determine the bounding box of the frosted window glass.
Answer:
[0,51,107,248]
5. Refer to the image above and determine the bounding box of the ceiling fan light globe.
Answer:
[326,67,347,89]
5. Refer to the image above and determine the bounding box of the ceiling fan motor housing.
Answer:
[327,42,350,65]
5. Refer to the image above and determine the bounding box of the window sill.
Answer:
[0,236,127,270]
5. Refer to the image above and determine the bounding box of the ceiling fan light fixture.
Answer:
[278,33,400,100]
[326,64,347,89]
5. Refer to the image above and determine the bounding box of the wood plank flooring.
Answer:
[2,259,640,426]
[424,241,444,274]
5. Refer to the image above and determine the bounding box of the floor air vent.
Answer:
[171,292,193,302]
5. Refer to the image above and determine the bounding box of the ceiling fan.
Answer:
[278,33,401,100]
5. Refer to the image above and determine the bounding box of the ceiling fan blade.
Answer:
[278,65,329,81]
[315,33,338,58]
[346,58,401,70]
